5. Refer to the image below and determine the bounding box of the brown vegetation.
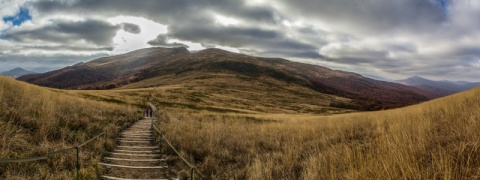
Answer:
[153,87,480,179]
[20,47,431,110]
[0,76,141,179]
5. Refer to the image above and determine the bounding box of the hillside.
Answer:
[129,48,431,110]
[153,85,480,179]
[0,76,140,179]
[19,47,189,89]
[20,47,430,110]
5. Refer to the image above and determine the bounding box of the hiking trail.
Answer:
[99,117,178,180]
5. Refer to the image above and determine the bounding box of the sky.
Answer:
[0,0,479,81]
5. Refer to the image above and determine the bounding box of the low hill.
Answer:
[153,83,480,179]
[20,47,430,110]
[1,67,37,78]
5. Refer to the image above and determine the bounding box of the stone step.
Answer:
[120,135,152,138]
[109,152,159,157]
[101,175,169,180]
[104,157,165,162]
[122,131,151,133]
[99,162,167,169]
[114,149,159,153]
[118,138,154,141]
[121,132,152,134]
[117,146,158,149]
[118,140,151,143]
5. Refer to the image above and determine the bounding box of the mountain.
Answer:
[1,67,37,78]
[20,47,431,110]
[396,76,480,97]
[19,47,189,89]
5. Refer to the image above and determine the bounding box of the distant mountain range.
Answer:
[1,68,37,78]
[396,76,480,98]
[19,47,441,110]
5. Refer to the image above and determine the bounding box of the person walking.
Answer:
[145,108,149,117]
[149,107,153,117]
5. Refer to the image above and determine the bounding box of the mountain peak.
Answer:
[196,48,238,55]
[11,67,25,71]
[1,67,37,78]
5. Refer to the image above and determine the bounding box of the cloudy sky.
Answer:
[0,0,479,81]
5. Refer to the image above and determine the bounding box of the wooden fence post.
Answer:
[104,130,108,149]
[75,146,80,179]
[191,167,194,180]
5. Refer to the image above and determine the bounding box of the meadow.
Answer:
[3,73,480,179]
[153,87,480,179]
[0,76,141,179]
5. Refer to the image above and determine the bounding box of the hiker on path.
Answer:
[145,108,149,117]
[149,107,153,117]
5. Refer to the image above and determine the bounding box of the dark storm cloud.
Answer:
[2,19,120,45]
[121,23,141,34]
[168,23,320,58]
[29,0,285,50]
[147,34,189,48]
[275,0,447,34]
[24,45,114,51]
[0,52,108,64]
[0,0,475,81]
[30,0,279,24]
[28,0,304,55]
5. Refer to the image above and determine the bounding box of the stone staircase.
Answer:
[100,118,177,179]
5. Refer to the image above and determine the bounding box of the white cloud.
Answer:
[214,14,240,26]
[215,45,240,53]
[108,16,167,54]
[0,0,479,81]
[0,0,28,17]
[167,39,205,51]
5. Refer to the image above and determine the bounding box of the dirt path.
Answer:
[99,117,178,179]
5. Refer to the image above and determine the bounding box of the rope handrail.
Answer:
[78,132,106,147]
[0,155,48,163]
[152,124,204,178]
[0,131,106,164]
[47,147,76,157]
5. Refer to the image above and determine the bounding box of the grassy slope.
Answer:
[119,72,354,114]
[6,68,479,179]
[0,76,141,179]
[153,86,480,179]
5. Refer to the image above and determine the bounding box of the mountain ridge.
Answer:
[396,76,480,98]
[20,47,431,110]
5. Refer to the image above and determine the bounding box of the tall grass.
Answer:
[0,76,141,179]
[155,87,480,179]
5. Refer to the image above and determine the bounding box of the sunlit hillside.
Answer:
[153,86,480,179]
[3,72,479,179]
[0,76,141,179]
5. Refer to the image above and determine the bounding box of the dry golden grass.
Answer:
[122,72,354,114]
[154,86,480,179]
[0,76,141,179]
[4,71,479,179]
